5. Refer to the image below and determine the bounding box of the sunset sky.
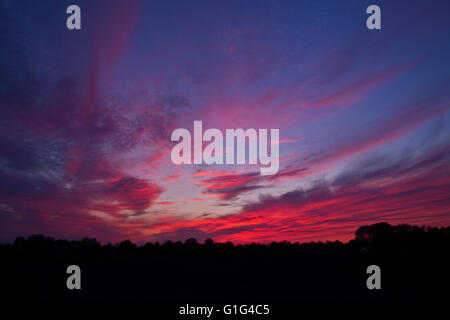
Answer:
[1,0,449,244]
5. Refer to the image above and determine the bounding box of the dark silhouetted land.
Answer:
[0,222,449,302]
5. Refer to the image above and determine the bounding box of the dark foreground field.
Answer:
[0,223,449,305]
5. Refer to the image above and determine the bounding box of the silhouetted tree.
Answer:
[185,238,198,246]
[355,222,393,242]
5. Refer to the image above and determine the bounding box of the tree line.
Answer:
[1,222,449,257]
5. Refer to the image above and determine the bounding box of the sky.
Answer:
[1,0,449,244]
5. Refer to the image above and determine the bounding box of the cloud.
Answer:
[194,171,264,200]
[147,143,450,243]
[193,166,308,200]
[0,2,180,242]
[1,0,450,245]
[300,61,417,109]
